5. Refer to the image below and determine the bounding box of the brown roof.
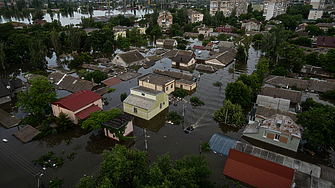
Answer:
[102,77,122,87]
[265,76,309,90]
[13,125,40,143]
[162,50,179,58]
[177,50,194,56]
[153,69,196,81]
[47,72,66,84]
[118,50,145,64]
[195,64,218,73]
[102,114,134,129]
[309,78,335,93]
[81,64,110,73]
[171,55,193,64]
[317,36,335,48]
[219,46,237,54]
[206,51,235,66]
[301,65,333,78]
[146,55,162,61]
[138,73,174,85]
[0,109,21,129]
[164,39,177,46]
[176,79,195,85]
[255,105,297,121]
[57,75,98,93]
[260,86,302,104]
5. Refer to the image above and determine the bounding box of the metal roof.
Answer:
[123,94,155,110]
[209,133,239,156]
[256,95,290,111]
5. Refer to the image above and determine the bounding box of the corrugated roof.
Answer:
[223,149,295,188]
[265,76,309,90]
[193,45,205,50]
[261,114,302,138]
[260,86,302,104]
[206,51,235,66]
[123,94,155,109]
[51,90,102,112]
[81,64,111,73]
[102,114,133,129]
[255,105,297,121]
[164,39,177,46]
[218,41,233,48]
[317,36,335,48]
[75,105,102,119]
[47,72,65,84]
[256,95,290,111]
[209,133,239,156]
[162,50,178,58]
[138,73,174,85]
[57,75,97,93]
[13,125,40,143]
[118,50,145,64]
[309,78,335,93]
[0,81,10,97]
[102,77,122,87]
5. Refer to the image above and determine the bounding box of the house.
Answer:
[153,69,196,81]
[243,114,302,152]
[254,105,297,122]
[193,45,205,50]
[205,51,235,66]
[301,65,334,78]
[123,86,169,120]
[32,19,47,26]
[175,79,197,91]
[308,78,335,93]
[156,39,178,47]
[158,11,173,33]
[218,41,233,48]
[156,39,164,46]
[204,42,214,50]
[223,148,295,187]
[103,114,134,141]
[215,26,233,33]
[210,0,248,17]
[241,20,261,32]
[51,90,103,124]
[256,95,290,111]
[171,55,196,68]
[265,76,309,90]
[0,79,24,104]
[260,86,302,104]
[112,25,134,32]
[198,24,213,37]
[317,36,335,48]
[308,9,323,20]
[101,77,123,87]
[112,50,146,68]
[188,9,203,23]
[143,60,156,69]
[138,73,175,94]
[0,81,11,104]
[315,23,335,32]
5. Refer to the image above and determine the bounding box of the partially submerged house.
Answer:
[143,60,156,69]
[204,42,214,50]
[260,86,302,104]
[112,50,146,68]
[0,78,23,104]
[51,90,103,124]
[205,51,235,67]
[301,65,333,78]
[101,77,123,87]
[223,148,295,187]
[171,55,196,68]
[309,78,335,93]
[243,114,302,152]
[175,79,197,91]
[254,105,297,122]
[102,114,134,141]
[123,86,169,120]
[153,69,196,81]
[138,73,175,94]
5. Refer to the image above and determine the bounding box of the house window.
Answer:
[171,84,173,89]
[180,85,183,89]
[166,86,168,91]
[274,134,280,141]
[142,93,145,96]
[160,102,163,109]
[263,131,267,138]
[134,107,137,114]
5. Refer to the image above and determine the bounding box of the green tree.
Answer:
[305,52,321,66]
[214,100,247,127]
[278,43,305,72]
[120,92,127,102]
[51,28,61,55]
[236,45,247,61]
[56,112,74,133]
[225,81,251,108]
[261,26,289,62]
[84,70,108,83]
[170,23,181,35]
[236,73,261,99]
[289,37,311,47]
[247,3,253,14]
[254,57,269,81]
[78,145,214,188]
[198,34,204,41]
[166,111,183,124]
[103,40,113,52]
[171,88,188,98]
[202,40,210,46]
[29,33,47,69]
[217,33,228,41]
[69,24,81,52]
[252,33,263,42]
[190,96,204,105]
[0,40,5,70]
[16,77,57,118]
[321,49,335,72]
[304,24,324,36]
[272,67,289,76]
[81,108,121,130]
[176,44,186,50]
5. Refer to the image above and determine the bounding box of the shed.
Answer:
[223,149,295,188]
[209,133,239,156]
[102,114,134,141]
[260,86,302,104]
[13,125,40,143]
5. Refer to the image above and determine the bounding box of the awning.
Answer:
[75,105,102,120]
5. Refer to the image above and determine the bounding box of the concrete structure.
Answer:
[123,86,169,120]
[158,11,173,33]
[103,114,134,141]
[256,95,290,111]
[138,73,175,95]
[188,9,203,23]
[241,20,261,31]
[243,114,302,152]
[263,0,288,21]
[210,0,248,17]
[308,9,323,20]
[171,55,196,68]
[310,0,325,9]
[51,90,103,124]
[112,50,146,68]
[198,24,213,38]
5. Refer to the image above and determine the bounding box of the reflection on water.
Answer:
[131,107,169,133]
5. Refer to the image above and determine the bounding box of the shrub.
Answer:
[84,70,108,83]
[272,67,289,76]
[171,88,188,98]
[177,44,186,50]
[56,112,75,133]
[209,36,215,41]
[212,81,223,87]
[323,89,335,99]
[202,40,210,46]
[166,111,183,125]
[48,177,63,188]
[189,69,194,73]
[214,100,247,127]
[108,88,116,93]
[184,36,190,39]
[198,34,204,41]
[201,142,211,152]
[190,96,204,105]
[33,151,64,169]
[120,92,128,102]
[191,36,197,40]
[199,72,203,75]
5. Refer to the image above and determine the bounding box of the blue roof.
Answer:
[209,133,239,156]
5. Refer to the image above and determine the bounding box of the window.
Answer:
[166,86,168,91]
[117,57,119,60]
[171,84,173,89]
[160,103,163,109]
[142,93,145,96]
[180,85,183,89]
[134,107,137,114]
[263,131,267,138]
[274,134,280,141]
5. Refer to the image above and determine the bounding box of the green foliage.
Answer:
[209,36,216,41]
[217,33,228,41]
[277,43,305,72]
[189,69,194,73]
[304,24,324,36]
[202,40,210,46]
[120,92,127,102]
[272,67,289,76]
[323,89,335,99]
[166,111,183,125]
[252,33,263,42]
[171,88,188,98]
[78,145,214,188]
[214,100,247,127]
[84,70,107,83]
[225,81,251,108]
[289,36,311,47]
[198,34,204,41]
[103,40,113,52]
[291,83,302,91]
[236,45,247,61]
[176,44,186,50]
[236,73,261,99]
[201,142,211,152]
[254,57,270,81]
[33,151,64,169]
[67,152,76,161]
[305,52,321,67]
[56,112,75,133]
[321,49,335,72]
[190,96,204,106]
[102,97,109,106]
[48,177,63,188]
[212,81,223,87]
[16,76,56,118]
[107,88,116,93]
[81,108,122,131]
[297,98,335,149]
[30,33,47,69]
[261,26,288,62]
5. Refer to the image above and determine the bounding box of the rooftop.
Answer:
[123,94,155,109]
[317,36,335,48]
[260,86,302,104]
[256,95,290,111]
[153,69,196,81]
[101,77,123,87]
[132,86,163,95]
[101,114,133,129]
[117,50,145,64]
[171,55,193,64]
[255,105,297,121]
[75,105,102,120]
[261,114,302,138]
[13,125,40,143]
[138,73,174,86]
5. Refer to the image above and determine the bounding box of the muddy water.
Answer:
[0,44,335,187]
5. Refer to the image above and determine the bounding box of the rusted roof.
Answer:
[260,86,302,104]
[117,50,145,64]
[193,45,205,50]
[265,76,309,90]
[255,105,297,121]
[261,114,302,138]
[102,77,122,87]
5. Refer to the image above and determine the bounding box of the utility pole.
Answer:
[35,172,45,188]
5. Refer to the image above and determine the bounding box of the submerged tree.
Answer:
[214,100,247,127]
[29,33,47,69]
[51,28,61,55]
[69,24,81,52]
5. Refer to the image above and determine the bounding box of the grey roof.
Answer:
[218,41,233,48]
[301,65,333,78]
[176,79,195,85]
[146,55,162,61]
[177,50,194,56]
[138,73,174,86]
[164,39,177,46]
[256,95,290,111]
[219,46,237,54]
[0,109,21,128]
[309,78,335,93]
[255,105,297,121]
[209,133,239,156]
[261,114,301,138]
[0,81,10,97]
[47,72,66,84]
[162,50,179,58]
[101,114,133,129]
[153,69,196,81]
[118,50,145,64]
[143,60,156,68]
[132,86,163,95]
[124,94,155,109]
[57,75,98,93]
[265,76,309,90]
[171,55,193,64]
[206,51,235,66]
[195,64,218,73]
[243,121,260,134]
[13,125,40,143]
[260,86,302,104]
[81,64,111,73]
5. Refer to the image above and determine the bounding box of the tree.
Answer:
[190,96,204,105]
[230,7,237,17]
[272,67,289,76]
[166,111,183,124]
[304,24,324,36]
[321,49,335,72]
[225,81,251,108]
[81,108,121,129]
[176,44,186,50]
[247,3,253,14]
[56,112,74,133]
[198,34,204,41]
[202,40,210,46]
[120,92,127,102]
[78,145,214,188]
[214,100,247,127]
[29,33,47,69]
[51,28,61,55]
[278,43,305,72]
[305,52,321,67]
[84,70,108,83]
[0,40,5,70]
[236,73,261,99]
[254,57,269,81]
[252,33,263,42]
[103,40,113,52]
[170,23,181,35]
[171,88,188,98]
[69,24,81,52]
[261,26,289,62]
[16,77,57,118]
[236,45,247,61]
[217,33,228,41]
[289,37,311,47]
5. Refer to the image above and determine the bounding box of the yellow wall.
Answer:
[138,80,175,94]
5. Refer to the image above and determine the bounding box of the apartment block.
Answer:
[210,0,248,17]
[263,0,288,21]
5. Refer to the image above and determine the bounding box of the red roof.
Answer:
[75,105,102,119]
[101,77,122,87]
[51,90,102,112]
[223,149,294,188]
[193,45,205,50]
[215,27,232,32]
[207,42,214,46]
[317,36,335,48]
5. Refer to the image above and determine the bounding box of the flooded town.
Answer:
[0,0,335,187]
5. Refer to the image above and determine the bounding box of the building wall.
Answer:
[138,80,175,95]
[131,89,157,100]
[176,82,197,91]
[210,0,248,17]
[104,121,133,141]
[124,103,149,120]
[243,128,300,152]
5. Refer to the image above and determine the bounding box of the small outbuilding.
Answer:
[103,114,134,141]
[171,55,196,68]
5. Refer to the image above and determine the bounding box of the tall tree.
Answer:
[214,100,247,127]
[0,40,5,71]
[236,45,247,61]
[51,28,61,55]
[225,81,251,108]
[278,43,305,72]
[261,26,288,62]
[29,33,47,69]
[247,3,253,14]
[69,24,80,52]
